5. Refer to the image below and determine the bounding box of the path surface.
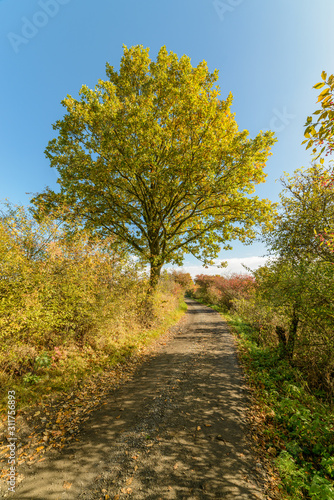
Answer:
[7,299,267,499]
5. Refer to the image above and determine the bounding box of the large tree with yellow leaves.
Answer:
[32,45,276,291]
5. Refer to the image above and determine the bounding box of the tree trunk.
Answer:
[275,325,287,357]
[149,263,162,294]
[142,262,162,323]
[275,306,299,361]
[286,306,299,360]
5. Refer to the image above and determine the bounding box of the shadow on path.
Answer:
[6,299,265,499]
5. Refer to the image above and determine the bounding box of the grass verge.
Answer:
[195,299,334,500]
[0,297,187,415]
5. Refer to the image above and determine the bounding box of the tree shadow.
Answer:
[9,299,264,499]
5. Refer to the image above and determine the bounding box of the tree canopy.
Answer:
[301,72,334,256]
[263,164,334,263]
[32,45,276,289]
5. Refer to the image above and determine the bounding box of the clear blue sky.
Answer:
[1,0,334,275]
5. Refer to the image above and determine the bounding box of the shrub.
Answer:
[248,258,334,395]
[0,203,184,390]
[169,270,195,295]
[194,273,256,310]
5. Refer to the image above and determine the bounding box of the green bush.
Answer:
[226,312,334,500]
[0,203,186,409]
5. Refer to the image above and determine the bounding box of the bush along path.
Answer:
[1,299,279,499]
[225,315,334,500]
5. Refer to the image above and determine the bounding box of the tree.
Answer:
[260,163,334,362]
[31,45,276,292]
[264,164,334,264]
[252,73,334,369]
[254,259,305,359]
[303,71,334,159]
[302,72,334,254]
[253,256,334,362]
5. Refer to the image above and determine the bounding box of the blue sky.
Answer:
[1,0,334,275]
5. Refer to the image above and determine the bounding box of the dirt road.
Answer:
[6,299,268,499]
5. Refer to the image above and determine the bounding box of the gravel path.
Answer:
[7,299,267,499]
